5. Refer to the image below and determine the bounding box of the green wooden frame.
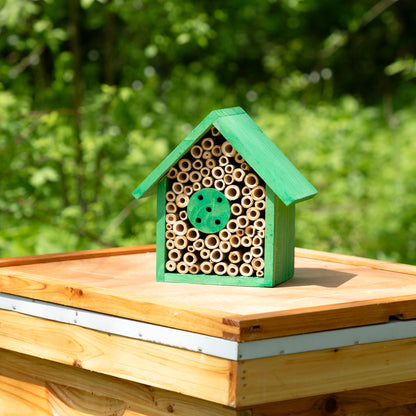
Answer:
[156,179,294,287]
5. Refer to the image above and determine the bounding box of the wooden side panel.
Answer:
[156,178,167,282]
[0,310,234,406]
[0,348,246,416]
[236,337,416,407]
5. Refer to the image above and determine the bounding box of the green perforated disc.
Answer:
[187,188,230,233]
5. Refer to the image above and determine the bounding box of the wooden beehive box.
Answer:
[132,107,317,286]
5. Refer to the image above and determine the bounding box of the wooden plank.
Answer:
[236,337,416,407]
[156,177,167,282]
[250,380,416,416]
[0,349,248,416]
[0,310,235,406]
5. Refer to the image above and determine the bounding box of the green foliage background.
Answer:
[1,0,416,264]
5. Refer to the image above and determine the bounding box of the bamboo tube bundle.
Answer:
[164,128,267,278]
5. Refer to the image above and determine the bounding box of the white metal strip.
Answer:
[1,292,416,360]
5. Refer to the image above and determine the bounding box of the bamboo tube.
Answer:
[202,177,213,188]
[221,141,236,157]
[177,261,189,274]
[200,261,213,274]
[166,213,178,224]
[173,220,188,236]
[230,203,243,216]
[224,164,234,174]
[188,245,195,252]
[166,191,176,202]
[183,186,193,196]
[237,215,249,229]
[166,223,173,230]
[224,185,240,201]
[241,195,253,209]
[211,126,221,136]
[201,167,210,177]
[219,228,231,241]
[210,248,224,263]
[212,145,222,157]
[214,179,225,191]
[167,167,178,179]
[236,228,244,237]
[251,185,266,200]
[193,182,202,191]
[232,168,245,182]
[200,248,210,259]
[166,202,177,213]
[174,236,188,250]
[245,225,256,237]
[226,219,239,233]
[258,230,265,238]
[256,270,264,277]
[165,230,175,240]
[214,262,227,275]
[244,173,259,188]
[201,137,214,150]
[227,264,239,277]
[219,156,229,166]
[202,151,212,160]
[252,257,265,271]
[166,239,175,250]
[255,200,265,211]
[205,158,216,169]
[252,236,263,247]
[234,153,244,164]
[190,145,203,159]
[193,238,205,251]
[241,186,251,196]
[179,210,188,221]
[243,252,252,264]
[172,182,183,195]
[240,263,253,277]
[212,166,224,180]
[183,252,197,266]
[224,174,234,185]
[189,171,202,183]
[254,218,265,230]
[241,235,252,247]
[192,159,203,170]
[219,240,231,253]
[241,162,251,171]
[229,251,242,263]
[186,227,200,241]
[205,234,219,249]
[250,246,263,258]
[189,264,200,274]
[229,235,241,248]
[177,171,189,183]
[168,249,182,262]
[166,260,177,272]
[178,158,192,172]
[176,194,189,208]
[247,207,260,221]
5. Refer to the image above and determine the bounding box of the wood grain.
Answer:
[0,348,247,416]
[0,310,234,406]
[236,337,416,407]
[2,246,416,340]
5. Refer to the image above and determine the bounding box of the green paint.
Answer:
[156,177,168,282]
[163,273,270,287]
[263,184,276,287]
[187,189,230,234]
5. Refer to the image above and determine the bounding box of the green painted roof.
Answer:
[132,107,317,206]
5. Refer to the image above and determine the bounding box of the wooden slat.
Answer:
[250,380,416,416]
[236,337,416,407]
[0,310,235,406]
[0,349,248,416]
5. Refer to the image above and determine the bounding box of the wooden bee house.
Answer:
[132,107,317,286]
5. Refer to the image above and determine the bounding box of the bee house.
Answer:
[132,107,317,286]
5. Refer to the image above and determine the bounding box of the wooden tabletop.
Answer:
[1,245,416,341]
